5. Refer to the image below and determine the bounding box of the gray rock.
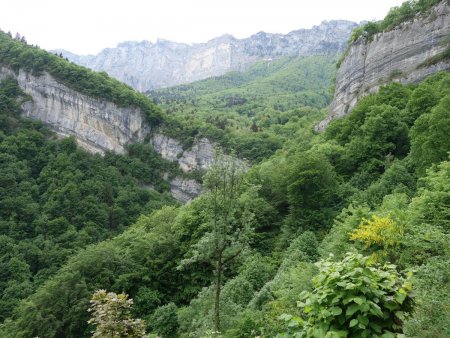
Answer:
[0,67,148,153]
[170,176,203,203]
[0,67,209,201]
[178,138,215,172]
[318,1,450,131]
[151,133,183,161]
[54,20,358,91]
[151,133,216,172]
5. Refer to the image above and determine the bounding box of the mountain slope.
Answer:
[2,70,449,338]
[151,55,337,162]
[55,20,358,91]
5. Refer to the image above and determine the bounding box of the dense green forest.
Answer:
[150,55,336,162]
[1,64,448,336]
[0,2,450,336]
[0,76,176,325]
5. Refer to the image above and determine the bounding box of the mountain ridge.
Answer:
[53,20,359,91]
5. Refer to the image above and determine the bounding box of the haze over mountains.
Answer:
[54,20,359,91]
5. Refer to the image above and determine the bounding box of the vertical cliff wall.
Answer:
[0,66,215,201]
[0,67,148,153]
[318,1,450,130]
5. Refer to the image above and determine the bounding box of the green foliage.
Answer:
[353,160,416,208]
[0,30,164,125]
[0,77,175,324]
[284,152,342,233]
[1,27,449,338]
[319,205,371,259]
[410,160,450,229]
[151,55,336,162]
[409,95,450,175]
[178,255,275,337]
[280,253,414,337]
[0,209,195,338]
[88,289,147,337]
[179,154,259,332]
[350,215,404,263]
[325,73,450,188]
[349,0,444,43]
[403,258,450,337]
[149,302,179,337]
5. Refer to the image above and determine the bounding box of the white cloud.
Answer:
[1,0,405,54]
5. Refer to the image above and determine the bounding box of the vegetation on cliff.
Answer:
[337,0,449,69]
[0,30,164,125]
[0,76,175,323]
[349,0,447,43]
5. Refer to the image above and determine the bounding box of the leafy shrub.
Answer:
[88,289,147,337]
[350,215,403,262]
[149,302,179,337]
[278,253,414,337]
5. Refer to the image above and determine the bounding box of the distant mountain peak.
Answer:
[53,21,358,91]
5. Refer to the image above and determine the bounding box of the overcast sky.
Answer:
[1,0,405,55]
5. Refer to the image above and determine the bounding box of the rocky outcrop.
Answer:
[318,1,450,130]
[151,133,209,202]
[151,133,216,172]
[0,67,148,153]
[54,20,358,91]
[170,177,203,203]
[151,133,183,161]
[178,138,215,172]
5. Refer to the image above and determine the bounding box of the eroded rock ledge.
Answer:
[0,67,205,202]
[0,67,148,153]
[318,1,450,131]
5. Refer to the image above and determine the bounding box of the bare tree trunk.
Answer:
[214,252,222,333]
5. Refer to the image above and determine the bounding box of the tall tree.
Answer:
[179,153,256,332]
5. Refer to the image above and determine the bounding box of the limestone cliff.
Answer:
[0,66,148,153]
[318,1,450,130]
[170,177,202,203]
[151,133,216,172]
[54,20,358,91]
[0,66,210,202]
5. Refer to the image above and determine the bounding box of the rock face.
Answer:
[151,133,216,172]
[0,67,217,202]
[318,1,450,130]
[54,20,358,91]
[170,177,203,203]
[150,133,213,202]
[0,67,148,153]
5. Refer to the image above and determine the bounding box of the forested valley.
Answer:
[0,1,449,337]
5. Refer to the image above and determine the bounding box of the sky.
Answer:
[1,0,406,55]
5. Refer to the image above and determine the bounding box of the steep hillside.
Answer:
[0,2,449,337]
[0,76,176,323]
[55,20,357,91]
[2,70,449,338]
[318,0,450,130]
